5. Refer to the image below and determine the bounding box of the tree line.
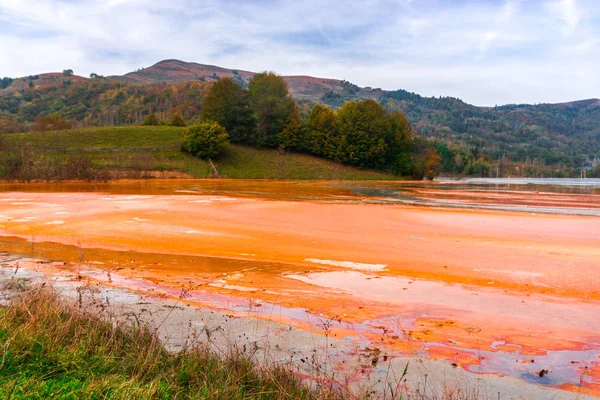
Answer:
[179,73,438,179]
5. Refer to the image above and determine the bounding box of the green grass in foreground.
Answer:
[3,126,396,180]
[0,286,337,399]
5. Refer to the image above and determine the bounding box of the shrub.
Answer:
[169,113,186,127]
[181,121,229,159]
[32,114,72,132]
[142,113,160,126]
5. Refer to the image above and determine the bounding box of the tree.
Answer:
[62,69,74,77]
[305,104,337,156]
[412,137,441,180]
[278,106,305,151]
[170,113,186,127]
[0,77,13,89]
[142,113,160,126]
[181,121,229,159]
[335,100,391,168]
[388,111,414,175]
[201,77,255,144]
[248,72,293,147]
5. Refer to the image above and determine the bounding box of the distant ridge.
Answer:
[1,59,598,172]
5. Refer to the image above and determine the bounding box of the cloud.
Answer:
[0,0,599,106]
[548,0,581,35]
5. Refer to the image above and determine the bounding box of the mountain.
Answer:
[1,59,599,175]
[110,59,383,101]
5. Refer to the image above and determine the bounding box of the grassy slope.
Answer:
[0,286,331,399]
[3,126,395,180]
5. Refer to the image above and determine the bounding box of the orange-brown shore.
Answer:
[1,180,599,395]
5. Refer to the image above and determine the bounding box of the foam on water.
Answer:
[304,258,387,271]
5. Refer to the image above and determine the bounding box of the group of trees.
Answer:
[0,78,211,130]
[141,112,186,127]
[192,73,434,177]
[2,65,599,177]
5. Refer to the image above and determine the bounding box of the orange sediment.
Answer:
[0,180,599,394]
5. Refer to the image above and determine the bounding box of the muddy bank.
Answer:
[1,258,596,400]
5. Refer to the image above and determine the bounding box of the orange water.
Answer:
[0,180,599,393]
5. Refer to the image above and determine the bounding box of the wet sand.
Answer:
[0,180,599,397]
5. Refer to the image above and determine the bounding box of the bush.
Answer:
[181,121,229,159]
[142,113,160,126]
[169,113,186,127]
[32,114,72,132]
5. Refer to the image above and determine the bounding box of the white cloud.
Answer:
[0,0,599,106]
[548,0,581,35]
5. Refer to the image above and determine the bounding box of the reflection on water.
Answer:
[1,178,598,216]
[461,177,600,189]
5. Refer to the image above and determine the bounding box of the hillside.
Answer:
[0,126,394,180]
[1,59,599,173]
[110,59,382,101]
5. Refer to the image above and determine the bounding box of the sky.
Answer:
[0,0,598,106]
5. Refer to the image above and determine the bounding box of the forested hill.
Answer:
[1,59,599,174]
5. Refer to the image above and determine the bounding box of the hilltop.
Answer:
[108,59,382,101]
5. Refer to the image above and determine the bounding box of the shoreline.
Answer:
[0,183,599,396]
[1,257,597,399]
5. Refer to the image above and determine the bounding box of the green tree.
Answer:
[388,111,414,175]
[170,113,186,127]
[181,121,229,159]
[1,77,13,89]
[278,106,305,150]
[142,113,160,126]
[248,72,293,147]
[201,77,255,144]
[62,69,74,77]
[305,104,337,156]
[335,100,390,168]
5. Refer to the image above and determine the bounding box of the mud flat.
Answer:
[0,180,599,398]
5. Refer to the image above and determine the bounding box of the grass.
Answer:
[0,285,340,399]
[2,126,396,180]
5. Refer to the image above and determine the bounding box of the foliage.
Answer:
[248,72,294,147]
[278,106,306,150]
[0,140,108,182]
[0,77,12,89]
[62,69,74,77]
[0,114,21,133]
[1,126,393,180]
[305,104,337,156]
[142,112,160,126]
[181,121,230,159]
[32,113,72,132]
[334,100,390,168]
[201,77,255,144]
[381,90,600,175]
[0,79,210,128]
[169,113,186,127]
[1,64,598,177]
[0,287,334,399]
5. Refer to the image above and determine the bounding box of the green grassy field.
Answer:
[0,285,337,399]
[1,126,395,180]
